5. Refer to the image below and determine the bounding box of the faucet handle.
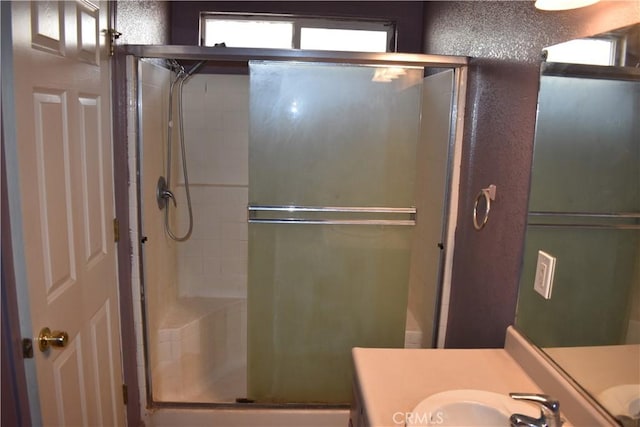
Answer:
[510,393,559,413]
[509,393,562,427]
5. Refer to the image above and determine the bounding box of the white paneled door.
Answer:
[11,1,125,425]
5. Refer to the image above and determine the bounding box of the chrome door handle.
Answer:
[38,327,69,352]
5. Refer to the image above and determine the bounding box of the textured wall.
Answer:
[423,1,640,348]
[116,0,171,45]
[169,1,425,52]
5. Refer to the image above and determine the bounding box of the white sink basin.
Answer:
[597,384,640,419]
[406,389,538,426]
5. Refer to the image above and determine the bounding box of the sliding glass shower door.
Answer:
[247,62,423,403]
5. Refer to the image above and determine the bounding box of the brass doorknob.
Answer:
[38,327,69,352]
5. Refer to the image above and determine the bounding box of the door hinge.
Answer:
[113,218,120,242]
[122,384,128,405]
[104,28,122,57]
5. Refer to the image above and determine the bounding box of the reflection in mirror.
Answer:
[543,23,639,66]
[515,23,640,424]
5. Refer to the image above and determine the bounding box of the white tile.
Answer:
[221,240,248,259]
[177,238,205,258]
[221,222,248,241]
[183,123,206,146]
[170,340,183,361]
[203,109,224,132]
[217,202,248,222]
[203,77,224,97]
[219,76,249,101]
[185,143,215,184]
[221,110,249,132]
[218,187,244,205]
[221,130,249,151]
[182,327,201,356]
[204,129,226,153]
[203,257,221,276]
[223,92,249,114]
[212,311,227,367]
[188,186,212,203]
[158,329,172,343]
[220,257,247,275]
[182,107,205,129]
[220,273,247,290]
[182,75,207,94]
[157,340,173,362]
[193,214,220,239]
[168,328,180,342]
[179,275,206,297]
[181,355,199,386]
[181,256,204,275]
[200,240,222,259]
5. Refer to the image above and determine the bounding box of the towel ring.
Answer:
[473,185,497,231]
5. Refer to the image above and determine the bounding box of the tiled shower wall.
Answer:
[174,74,249,298]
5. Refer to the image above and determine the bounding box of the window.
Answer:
[200,13,395,52]
[299,28,389,52]
[544,38,617,66]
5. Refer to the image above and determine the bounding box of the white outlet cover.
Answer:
[534,250,556,300]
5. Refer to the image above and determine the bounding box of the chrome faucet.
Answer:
[509,393,562,427]
[156,176,177,209]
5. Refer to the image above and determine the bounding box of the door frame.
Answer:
[2,116,33,427]
[110,0,143,424]
[1,1,42,422]
[2,1,142,425]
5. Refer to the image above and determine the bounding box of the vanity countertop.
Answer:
[352,347,542,427]
[351,327,620,427]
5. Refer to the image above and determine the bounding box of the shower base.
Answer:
[153,297,247,403]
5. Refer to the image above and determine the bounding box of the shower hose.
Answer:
[162,60,205,241]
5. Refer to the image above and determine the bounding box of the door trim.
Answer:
[111,13,143,427]
[2,122,33,427]
[1,1,43,422]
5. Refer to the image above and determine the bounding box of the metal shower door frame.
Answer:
[122,44,468,409]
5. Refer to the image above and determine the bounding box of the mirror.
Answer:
[515,23,640,423]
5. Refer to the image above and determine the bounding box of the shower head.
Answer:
[167,59,185,76]
[186,60,207,78]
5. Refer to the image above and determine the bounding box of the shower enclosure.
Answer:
[126,46,468,406]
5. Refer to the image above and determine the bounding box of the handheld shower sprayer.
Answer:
[157,59,207,242]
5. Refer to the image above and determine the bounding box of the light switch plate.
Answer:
[534,250,556,300]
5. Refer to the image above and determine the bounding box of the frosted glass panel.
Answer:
[529,75,640,213]
[248,225,412,403]
[247,62,422,403]
[249,62,422,207]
